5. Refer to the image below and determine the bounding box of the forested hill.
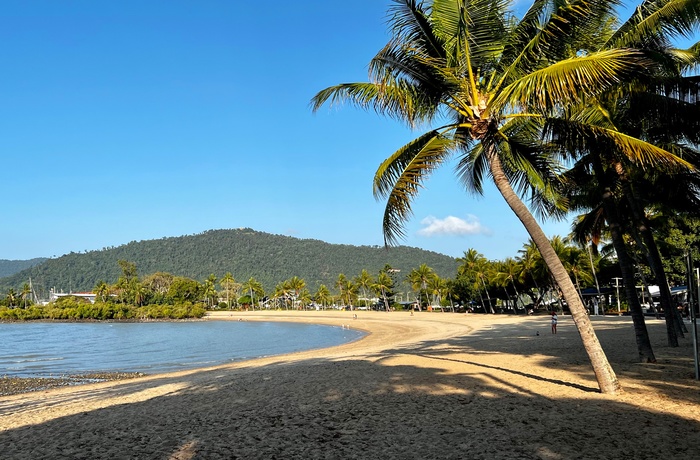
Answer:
[0,229,458,296]
[0,258,48,278]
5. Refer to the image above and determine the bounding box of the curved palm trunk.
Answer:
[480,277,495,313]
[586,243,603,314]
[593,160,656,362]
[486,147,620,393]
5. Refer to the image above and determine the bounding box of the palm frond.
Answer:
[374,130,456,244]
[492,49,652,113]
[388,0,445,59]
[497,0,620,93]
[609,0,700,48]
[310,81,433,125]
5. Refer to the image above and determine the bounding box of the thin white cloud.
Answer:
[417,215,491,237]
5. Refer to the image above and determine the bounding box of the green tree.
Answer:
[287,276,306,309]
[20,283,31,308]
[203,274,218,307]
[94,280,109,303]
[548,0,700,357]
[407,263,435,309]
[312,0,630,393]
[240,277,264,310]
[6,288,17,308]
[373,271,394,312]
[354,269,375,308]
[219,272,240,309]
[313,284,332,309]
[167,277,202,303]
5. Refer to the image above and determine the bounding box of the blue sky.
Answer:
[1,0,574,262]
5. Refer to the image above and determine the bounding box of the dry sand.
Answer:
[1,311,699,459]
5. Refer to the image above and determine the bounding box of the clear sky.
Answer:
[1,0,572,262]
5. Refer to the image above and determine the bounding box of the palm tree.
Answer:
[407,263,435,309]
[314,284,332,309]
[494,258,523,312]
[335,273,356,308]
[545,0,700,358]
[354,269,375,308]
[94,280,109,303]
[20,283,31,309]
[373,271,394,312]
[202,274,218,307]
[426,275,448,309]
[219,272,238,309]
[241,277,264,310]
[287,276,306,309]
[6,288,17,308]
[312,0,631,393]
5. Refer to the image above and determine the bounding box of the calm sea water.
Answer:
[0,321,364,378]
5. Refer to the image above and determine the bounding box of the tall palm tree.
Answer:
[241,277,264,310]
[335,273,356,308]
[354,269,375,308]
[427,275,448,308]
[20,283,31,309]
[457,249,494,313]
[314,284,332,310]
[312,0,633,393]
[287,276,306,309]
[407,263,435,309]
[545,0,700,357]
[203,274,218,307]
[219,272,239,309]
[6,288,17,308]
[94,280,109,303]
[373,271,394,312]
[494,258,523,311]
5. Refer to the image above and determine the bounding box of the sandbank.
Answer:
[1,310,699,459]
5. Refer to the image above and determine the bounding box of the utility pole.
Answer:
[613,277,622,315]
[688,254,700,380]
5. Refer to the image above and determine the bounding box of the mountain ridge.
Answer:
[0,228,458,297]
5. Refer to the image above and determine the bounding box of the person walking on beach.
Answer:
[551,311,558,334]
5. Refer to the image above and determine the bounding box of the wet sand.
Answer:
[1,311,699,459]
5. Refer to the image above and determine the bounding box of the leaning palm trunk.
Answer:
[592,161,656,362]
[480,277,495,314]
[623,182,685,344]
[487,148,621,393]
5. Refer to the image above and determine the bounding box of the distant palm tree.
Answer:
[494,258,523,311]
[219,272,238,309]
[287,276,306,309]
[6,288,17,308]
[407,264,435,310]
[94,280,109,303]
[314,284,332,310]
[203,274,218,307]
[241,277,264,310]
[21,283,31,308]
[373,272,394,312]
[354,269,374,308]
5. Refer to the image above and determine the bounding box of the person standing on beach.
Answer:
[551,311,558,334]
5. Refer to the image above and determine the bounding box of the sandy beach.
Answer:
[1,311,699,459]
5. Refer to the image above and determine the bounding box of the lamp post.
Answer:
[613,277,622,315]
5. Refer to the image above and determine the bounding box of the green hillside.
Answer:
[0,229,458,298]
[0,258,48,278]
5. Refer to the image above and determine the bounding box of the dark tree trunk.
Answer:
[594,159,656,362]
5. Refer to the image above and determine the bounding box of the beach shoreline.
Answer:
[1,310,699,459]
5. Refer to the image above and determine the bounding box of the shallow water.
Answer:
[0,321,364,378]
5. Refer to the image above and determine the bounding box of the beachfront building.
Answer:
[49,288,96,304]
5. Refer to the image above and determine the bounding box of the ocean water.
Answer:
[0,320,364,378]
